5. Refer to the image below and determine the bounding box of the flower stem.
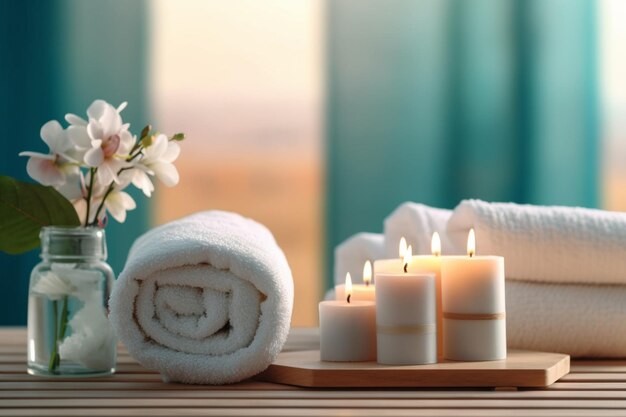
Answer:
[48,300,58,372]
[84,168,96,226]
[48,295,69,373]
[89,183,115,227]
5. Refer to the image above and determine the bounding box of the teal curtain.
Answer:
[0,0,149,325]
[326,0,598,287]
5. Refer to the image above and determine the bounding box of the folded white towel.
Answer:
[507,280,626,357]
[334,232,385,285]
[109,211,294,384]
[384,199,626,285]
[447,200,626,284]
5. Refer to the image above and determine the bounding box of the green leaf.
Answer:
[0,176,81,254]
[171,132,185,141]
[141,134,154,148]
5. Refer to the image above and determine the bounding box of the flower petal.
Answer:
[105,191,135,223]
[130,169,154,197]
[87,100,108,120]
[19,151,55,160]
[67,125,92,148]
[117,131,135,156]
[95,161,119,185]
[87,119,104,141]
[117,102,128,112]
[99,104,122,139]
[40,120,65,152]
[152,162,179,187]
[65,113,87,126]
[161,142,180,163]
[84,147,104,167]
[26,157,65,186]
[56,172,83,200]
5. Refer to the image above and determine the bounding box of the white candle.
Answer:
[374,233,444,360]
[335,261,376,302]
[319,273,376,361]
[441,229,506,361]
[375,245,437,365]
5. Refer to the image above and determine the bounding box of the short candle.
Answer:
[335,261,376,302]
[375,245,437,365]
[375,233,444,360]
[319,273,377,362]
[441,229,507,361]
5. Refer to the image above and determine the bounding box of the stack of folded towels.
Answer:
[335,200,626,357]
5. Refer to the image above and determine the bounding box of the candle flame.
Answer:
[363,260,372,286]
[403,245,412,273]
[467,228,476,257]
[431,232,441,256]
[345,272,352,303]
[399,236,407,258]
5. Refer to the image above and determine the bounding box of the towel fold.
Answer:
[334,232,385,285]
[109,211,294,384]
[506,280,626,357]
[385,199,626,285]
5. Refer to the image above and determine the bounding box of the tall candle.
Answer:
[441,229,506,361]
[335,261,376,302]
[374,233,444,360]
[375,245,437,365]
[319,273,377,361]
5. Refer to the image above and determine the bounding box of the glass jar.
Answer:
[27,227,116,377]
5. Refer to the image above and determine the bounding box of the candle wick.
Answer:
[347,294,351,304]
[365,281,370,287]
[403,263,408,273]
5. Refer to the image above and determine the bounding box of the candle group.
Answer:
[319,229,507,364]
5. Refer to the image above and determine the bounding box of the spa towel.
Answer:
[385,199,626,285]
[334,232,385,285]
[109,211,294,384]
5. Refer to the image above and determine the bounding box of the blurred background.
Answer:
[1,0,625,326]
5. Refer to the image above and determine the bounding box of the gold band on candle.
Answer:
[377,323,436,335]
[443,312,505,321]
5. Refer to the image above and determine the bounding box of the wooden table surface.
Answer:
[1,327,626,417]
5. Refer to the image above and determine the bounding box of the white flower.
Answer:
[104,189,136,222]
[19,121,78,186]
[58,299,116,370]
[66,100,134,186]
[32,264,101,301]
[32,271,75,301]
[130,134,180,196]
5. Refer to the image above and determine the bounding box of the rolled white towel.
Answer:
[334,232,385,285]
[448,200,626,284]
[109,211,294,384]
[507,280,626,357]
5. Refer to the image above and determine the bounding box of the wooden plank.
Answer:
[0,381,295,391]
[561,374,626,382]
[4,389,626,400]
[3,409,626,417]
[4,398,626,409]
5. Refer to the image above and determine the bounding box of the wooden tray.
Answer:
[257,349,570,388]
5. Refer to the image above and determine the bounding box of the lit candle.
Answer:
[335,261,376,302]
[319,273,377,361]
[375,245,437,365]
[374,233,444,360]
[441,229,506,361]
